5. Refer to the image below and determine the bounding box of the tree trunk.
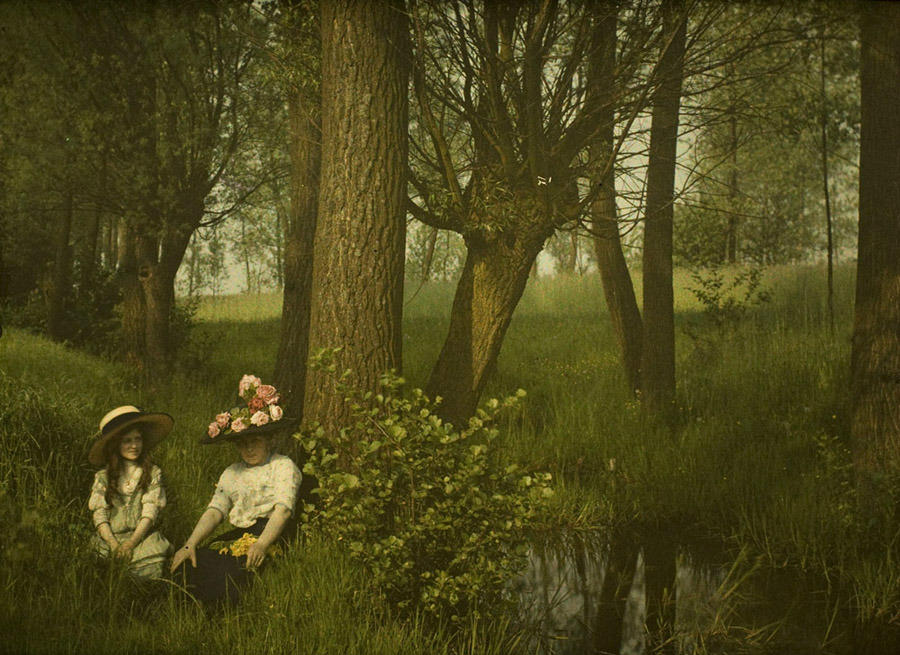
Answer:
[726,96,739,264]
[47,184,74,342]
[421,226,438,281]
[589,1,643,394]
[81,150,107,291]
[426,229,546,424]
[274,89,321,420]
[851,2,900,482]
[117,223,145,367]
[820,28,835,335]
[641,0,686,416]
[303,0,409,434]
[136,223,193,377]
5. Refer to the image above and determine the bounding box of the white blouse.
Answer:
[207,453,302,528]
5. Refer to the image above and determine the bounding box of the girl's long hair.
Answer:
[103,430,153,505]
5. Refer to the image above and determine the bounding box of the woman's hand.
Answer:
[245,541,267,569]
[170,544,197,573]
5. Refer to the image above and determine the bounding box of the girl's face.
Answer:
[236,434,270,466]
[118,429,143,462]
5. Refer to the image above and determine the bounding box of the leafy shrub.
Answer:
[686,264,771,333]
[299,353,553,624]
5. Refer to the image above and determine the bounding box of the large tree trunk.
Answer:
[274,90,321,420]
[851,2,900,482]
[641,0,686,416]
[589,2,643,394]
[47,184,74,342]
[426,228,546,425]
[136,223,192,377]
[303,0,408,435]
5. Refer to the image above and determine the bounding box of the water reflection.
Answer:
[515,533,900,655]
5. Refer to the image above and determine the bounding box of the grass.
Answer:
[1,262,898,653]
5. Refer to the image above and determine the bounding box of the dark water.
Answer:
[514,534,900,655]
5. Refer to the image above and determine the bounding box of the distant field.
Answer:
[193,264,854,324]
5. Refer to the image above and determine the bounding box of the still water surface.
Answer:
[515,534,900,654]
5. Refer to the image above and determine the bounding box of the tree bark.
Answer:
[820,28,835,335]
[726,95,739,264]
[426,227,547,425]
[421,226,438,281]
[588,1,643,394]
[47,184,74,342]
[136,228,183,377]
[851,2,900,481]
[303,0,409,434]
[116,223,145,368]
[641,0,686,416]
[274,89,321,420]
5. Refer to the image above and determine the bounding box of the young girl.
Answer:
[170,375,300,605]
[88,405,174,578]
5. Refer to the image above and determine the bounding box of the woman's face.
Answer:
[236,434,270,466]
[118,429,144,462]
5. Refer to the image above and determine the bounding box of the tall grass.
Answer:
[2,262,898,653]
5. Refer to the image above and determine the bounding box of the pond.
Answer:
[514,533,900,655]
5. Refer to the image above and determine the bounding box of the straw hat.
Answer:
[88,405,174,467]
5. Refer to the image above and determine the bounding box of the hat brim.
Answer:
[200,418,296,445]
[88,413,174,467]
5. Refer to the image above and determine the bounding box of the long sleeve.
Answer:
[140,466,167,523]
[88,470,110,527]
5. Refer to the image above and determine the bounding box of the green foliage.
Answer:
[300,351,553,624]
[685,264,771,335]
[1,265,122,355]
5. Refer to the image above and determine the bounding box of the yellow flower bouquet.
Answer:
[218,532,283,558]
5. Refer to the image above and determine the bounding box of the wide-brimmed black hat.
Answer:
[201,376,294,445]
[200,413,295,445]
[89,405,174,467]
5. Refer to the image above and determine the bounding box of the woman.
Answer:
[170,375,300,605]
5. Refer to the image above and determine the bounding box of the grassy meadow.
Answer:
[2,262,897,654]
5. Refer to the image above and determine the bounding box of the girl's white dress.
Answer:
[88,464,171,578]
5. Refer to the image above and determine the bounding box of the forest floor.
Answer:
[2,263,897,654]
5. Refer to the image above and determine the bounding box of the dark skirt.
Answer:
[178,519,278,606]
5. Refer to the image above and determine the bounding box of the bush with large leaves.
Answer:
[299,353,553,623]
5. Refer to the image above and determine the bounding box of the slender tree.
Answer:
[641,0,687,416]
[588,1,643,394]
[302,0,409,434]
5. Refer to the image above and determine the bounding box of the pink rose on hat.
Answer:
[207,422,221,438]
[239,374,262,398]
[215,412,231,428]
[270,405,283,421]
[231,417,247,433]
[250,411,270,427]
[256,384,279,405]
